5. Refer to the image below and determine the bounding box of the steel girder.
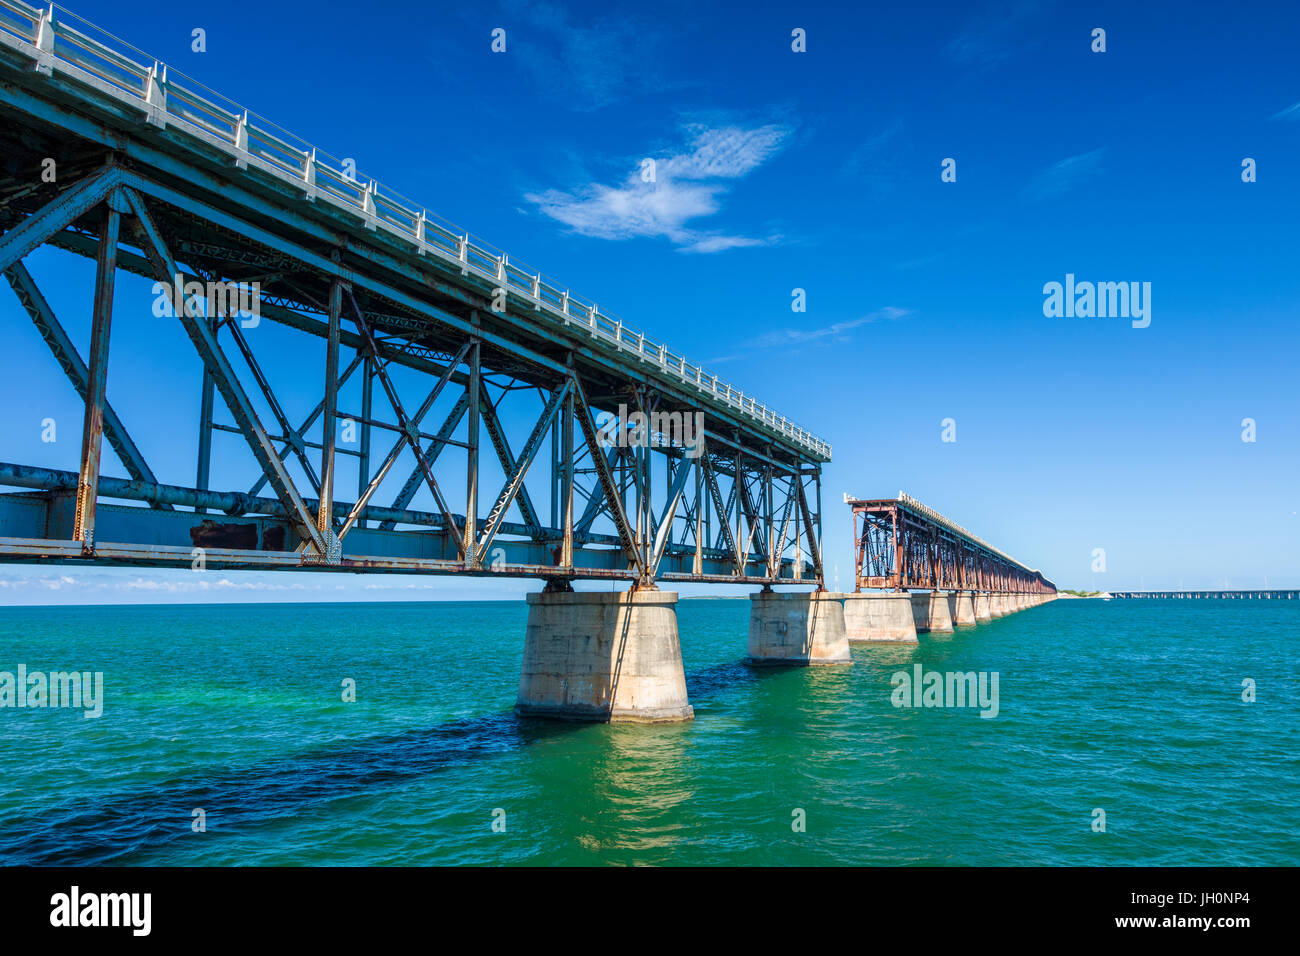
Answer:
[0,165,825,586]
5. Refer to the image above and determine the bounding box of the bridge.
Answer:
[0,1,848,723]
[844,493,1057,642]
[1110,590,1298,600]
[0,3,1059,725]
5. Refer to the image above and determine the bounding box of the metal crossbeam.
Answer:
[3,261,169,507]
[126,188,329,559]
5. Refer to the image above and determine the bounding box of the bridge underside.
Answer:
[0,37,828,587]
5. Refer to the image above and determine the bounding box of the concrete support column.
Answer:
[974,592,992,622]
[843,592,918,644]
[516,588,694,723]
[911,590,954,633]
[949,591,977,627]
[747,590,852,665]
[991,593,1009,617]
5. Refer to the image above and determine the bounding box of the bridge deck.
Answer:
[0,1,830,585]
[0,0,828,463]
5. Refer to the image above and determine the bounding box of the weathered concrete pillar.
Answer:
[747,590,852,665]
[949,591,978,627]
[516,588,694,723]
[993,593,1011,617]
[843,592,918,643]
[910,590,954,633]
[974,592,992,622]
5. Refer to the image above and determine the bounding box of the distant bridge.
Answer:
[843,494,1056,639]
[848,493,1056,594]
[1110,590,1299,600]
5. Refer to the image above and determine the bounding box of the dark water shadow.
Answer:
[0,713,582,866]
[1,654,791,866]
[684,660,768,698]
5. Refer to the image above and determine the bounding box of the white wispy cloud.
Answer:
[708,308,910,363]
[1271,101,1300,121]
[1024,148,1105,200]
[948,0,1050,68]
[745,307,910,349]
[525,123,789,253]
[501,0,686,111]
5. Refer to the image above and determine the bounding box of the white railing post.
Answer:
[531,274,541,310]
[588,304,598,329]
[302,147,317,201]
[144,60,167,128]
[33,5,55,75]
[415,211,427,253]
[361,180,377,229]
[232,110,249,169]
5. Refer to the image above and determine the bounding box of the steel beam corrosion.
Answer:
[848,494,1056,594]
[0,2,830,586]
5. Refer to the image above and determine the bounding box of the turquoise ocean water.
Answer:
[0,597,1295,866]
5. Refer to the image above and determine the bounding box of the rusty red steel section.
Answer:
[849,493,1056,594]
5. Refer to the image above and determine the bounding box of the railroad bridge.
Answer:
[0,3,1055,723]
[846,494,1057,642]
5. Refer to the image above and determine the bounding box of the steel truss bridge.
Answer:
[0,2,831,588]
[849,493,1056,594]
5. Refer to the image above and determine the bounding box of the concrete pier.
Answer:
[843,592,918,643]
[990,593,1009,617]
[516,588,694,723]
[949,591,978,627]
[974,592,992,622]
[747,590,852,665]
[910,590,954,633]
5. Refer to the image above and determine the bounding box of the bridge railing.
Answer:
[0,0,831,461]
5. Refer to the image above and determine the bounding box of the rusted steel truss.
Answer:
[0,164,827,586]
[849,494,1055,593]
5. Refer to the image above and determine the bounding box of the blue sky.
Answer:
[2,0,1298,603]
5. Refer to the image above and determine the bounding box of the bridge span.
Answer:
[845,493,1057,642]
[0,3,1055,724]
[0,1,845,723]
